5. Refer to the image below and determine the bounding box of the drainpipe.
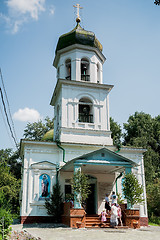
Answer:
[115,144,122,194]
[115,172,123,194]
[56,164,59,184]
[56,140,67,163]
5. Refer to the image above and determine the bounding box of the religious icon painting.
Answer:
[39,174,50,199]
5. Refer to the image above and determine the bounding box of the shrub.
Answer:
[45,182,63,223]
[0,209,13,239]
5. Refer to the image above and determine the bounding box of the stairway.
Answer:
[85,215,110,228]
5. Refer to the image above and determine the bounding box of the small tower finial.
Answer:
[73,3,83,23]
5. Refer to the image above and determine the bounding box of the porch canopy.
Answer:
[60,147,137,175]
[60,147,137,209]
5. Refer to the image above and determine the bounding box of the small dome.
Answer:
[55,22,103,53]
[42,129,54,142]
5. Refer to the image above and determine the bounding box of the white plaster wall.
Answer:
[21,142,147,218]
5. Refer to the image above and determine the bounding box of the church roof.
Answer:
[55,22,103,53]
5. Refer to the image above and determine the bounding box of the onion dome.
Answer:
[55,22,103,53]
[41,129,54,142]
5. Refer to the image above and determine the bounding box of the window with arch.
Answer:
[79,97,93,123]
[39,174,50,199]
[57,67,60,79]
[65,59,71,80]
[81,58,90,81]
[97,63,100,83]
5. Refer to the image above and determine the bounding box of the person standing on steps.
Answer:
[111,191,118,205]
[110,203,118,228]
[105,193,111,213]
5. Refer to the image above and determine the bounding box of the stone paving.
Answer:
[10,224,160,240]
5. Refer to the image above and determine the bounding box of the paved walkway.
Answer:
[11,224,160,240]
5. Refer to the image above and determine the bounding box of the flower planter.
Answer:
[61,202,86,228]
[124,209,140,228]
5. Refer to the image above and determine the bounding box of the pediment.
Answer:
[31,161,57,170]
[61,147,137,173]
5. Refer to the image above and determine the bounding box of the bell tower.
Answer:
[50,9,113,146]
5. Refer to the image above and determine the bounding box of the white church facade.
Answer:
[20,13,148,227]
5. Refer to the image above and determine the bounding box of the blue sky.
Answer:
[0,0,160,150]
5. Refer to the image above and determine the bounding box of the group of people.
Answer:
[100,191,123,228]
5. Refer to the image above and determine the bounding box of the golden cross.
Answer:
[73,3,83,22]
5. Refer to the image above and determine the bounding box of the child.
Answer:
[100,209,107,226]
[117,204,123,226]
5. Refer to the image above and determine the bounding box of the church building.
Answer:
[20,7,148,227]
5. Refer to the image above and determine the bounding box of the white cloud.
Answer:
[0,0,55,33]
[49,6,55,15]
[13,107,41,122]
[7,0,46,20]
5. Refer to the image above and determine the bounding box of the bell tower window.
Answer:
[79,98,93,123]
[97,63,100,83]
[81,58,90,81]
[65,59,71,80]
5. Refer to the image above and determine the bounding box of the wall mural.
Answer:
[39,174,50,198]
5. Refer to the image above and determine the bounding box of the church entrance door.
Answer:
[86,183,96,215]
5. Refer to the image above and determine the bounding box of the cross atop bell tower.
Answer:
[73,3,83,22]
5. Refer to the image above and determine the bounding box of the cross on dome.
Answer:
[73,3,83,23]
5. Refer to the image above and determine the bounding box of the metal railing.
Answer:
[79,113,93,123]
[81,75,90,81]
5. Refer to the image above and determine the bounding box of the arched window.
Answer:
[65,59,71,80]
[39,174,50,199]
[97,63,100,83]
[81,58,90,81]
[79,97,93,123]
[57,67,60,79]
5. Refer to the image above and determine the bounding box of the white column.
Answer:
[74,164,82,208]
[33,170,40,201]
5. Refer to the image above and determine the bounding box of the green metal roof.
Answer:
[55,22,103,53]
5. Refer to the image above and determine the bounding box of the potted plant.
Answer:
[122,172,144,228]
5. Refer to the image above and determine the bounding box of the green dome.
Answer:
[55,22,103,53]
[42,129,54,142]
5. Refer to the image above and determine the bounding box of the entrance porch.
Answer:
[60,148,140,228]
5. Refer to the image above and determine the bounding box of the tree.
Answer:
[0,148,21,180]
[23,116,54,141]
[45,182,63,223]
[71,170,91,208]
[154,0,160,5]
[0,164,21,215]
[147,179,160,218]
[110,117,122,149]
[122,173,144,208]
[123,112,160,184]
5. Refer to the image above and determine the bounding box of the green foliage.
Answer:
[23,116,54,141]
[71,170,91,207]
[0,148,21,180]
[117,193,124,205]
[122,173,144,208]
[123,112,160,216]
[154,0,160,5]
[0,164,21,215]
[149,215,160,226]
[110,117,122,149]
[0,209,13,239]
[45,182,63,223]
[147,179,160,218]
